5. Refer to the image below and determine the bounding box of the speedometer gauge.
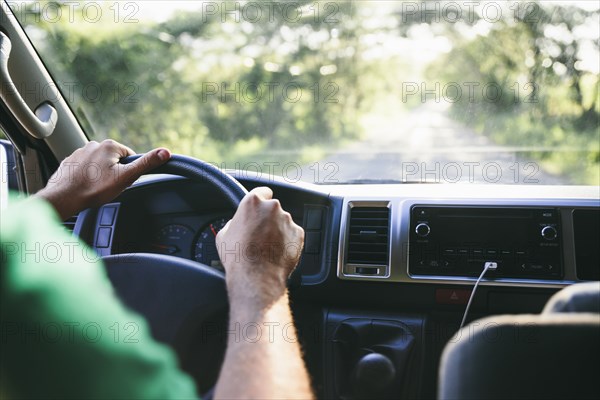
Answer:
[152,224,194,257]
[193,217,229,270]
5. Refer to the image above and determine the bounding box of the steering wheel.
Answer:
[101,154,247,393]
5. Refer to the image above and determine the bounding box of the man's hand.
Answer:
[36,140,170,220]
[214,187,313,399]
[216,186,304,306]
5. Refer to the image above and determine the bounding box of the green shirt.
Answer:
[0,196,198,399]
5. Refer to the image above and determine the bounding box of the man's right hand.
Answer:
[216,186,304,306]
[214,187,313,399]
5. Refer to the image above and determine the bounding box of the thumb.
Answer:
[121,148,171,183]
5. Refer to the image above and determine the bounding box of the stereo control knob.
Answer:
[541,226,558,241]
[415,223,431,237]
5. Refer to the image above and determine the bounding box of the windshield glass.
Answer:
[9,1,600,184]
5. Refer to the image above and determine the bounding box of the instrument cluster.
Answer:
[150,215,231,271]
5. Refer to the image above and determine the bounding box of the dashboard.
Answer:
[70,174,599,399]
[74,174,600,291]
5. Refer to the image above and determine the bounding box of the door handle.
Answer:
[0,31,57,139]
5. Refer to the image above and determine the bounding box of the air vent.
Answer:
[63,214,79,233]
[347,206,390,266]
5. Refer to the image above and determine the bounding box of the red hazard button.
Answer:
[435,289,472,305]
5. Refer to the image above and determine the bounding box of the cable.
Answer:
[459,261,497,330]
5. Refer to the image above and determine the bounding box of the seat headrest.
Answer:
[438,314,600,400]
[543,282,600,314]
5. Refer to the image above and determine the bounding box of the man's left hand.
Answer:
[36,140,170,220]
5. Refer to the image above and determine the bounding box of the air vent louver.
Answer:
[347,206,390,265]
[63,214,78,233]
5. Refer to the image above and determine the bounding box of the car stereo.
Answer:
[408,206,563,280]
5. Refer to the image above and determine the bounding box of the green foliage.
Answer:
[423,1,600,184]
[14,1,599,184]
[19,0,375,164]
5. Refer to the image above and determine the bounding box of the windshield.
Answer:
[8,1,600,185]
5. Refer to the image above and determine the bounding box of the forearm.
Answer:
[214,292,313,400]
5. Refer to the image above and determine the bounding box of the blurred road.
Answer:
[301,102,566,185]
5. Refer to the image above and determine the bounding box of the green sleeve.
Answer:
[0,196,199,399]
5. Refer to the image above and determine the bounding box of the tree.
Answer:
[16,0,378,160]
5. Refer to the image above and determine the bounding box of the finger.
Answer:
[249,186,273,201]
[122,144,136,156]
[109,140,136,158]
[120,148,171,182]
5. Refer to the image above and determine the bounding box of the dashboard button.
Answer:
[305,208,323,230]
[520,262,554,273]
[472,249,484,257]
[435,289,471,305]
[100,206,117,226]
[96,227,112,248]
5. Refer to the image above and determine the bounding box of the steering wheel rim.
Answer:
[101,153,247,393]
[120,153,248,207]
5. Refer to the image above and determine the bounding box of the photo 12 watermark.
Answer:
[200,321,301,344]
[4,1,140,24]
[199,1,340,24]
[200,81,340,104]
[399,161,540,184]
[1,321,141,344]
[1,81,140,105]
[400,1,558,25]
[401,81,538,104]
[210,161,340,184]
